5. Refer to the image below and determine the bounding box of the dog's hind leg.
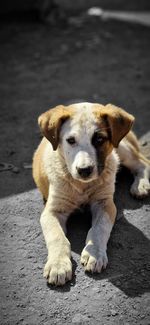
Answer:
[117,131,150,198]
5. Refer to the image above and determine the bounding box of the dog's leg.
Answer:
[117,138,150,198]
[81,200,116,273]
[40,201,72,286]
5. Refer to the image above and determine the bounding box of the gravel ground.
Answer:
[0,10,150,325]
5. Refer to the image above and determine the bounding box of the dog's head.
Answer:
[38,103,134,182]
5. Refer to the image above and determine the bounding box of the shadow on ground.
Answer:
[65,168,150,297]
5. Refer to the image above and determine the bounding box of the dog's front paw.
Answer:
[43,256,72,286]
[130,178,150,198]
[81,245,108,273]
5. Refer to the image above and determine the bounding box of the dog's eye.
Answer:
[92,132,106,147]
[66,137,76,145]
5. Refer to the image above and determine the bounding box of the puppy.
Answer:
[33,103,150,286]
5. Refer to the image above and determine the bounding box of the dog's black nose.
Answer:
[77,166,93,178]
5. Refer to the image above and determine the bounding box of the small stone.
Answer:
[111,309,118,316]
[101,282,106,287]
[23,163,32,169]
[12,167,20,173]
[20,266,24,270]
[141,141,147,146]
[72,313,89,323]
[39,311,44,316]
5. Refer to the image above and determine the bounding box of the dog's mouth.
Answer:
[77,175,97,183]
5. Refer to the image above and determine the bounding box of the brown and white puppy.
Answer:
[33,102,150,286]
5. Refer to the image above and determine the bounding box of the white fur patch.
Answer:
[60,103,101,182]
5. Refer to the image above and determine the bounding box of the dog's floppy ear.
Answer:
[38,105,71,150]
[101,104,135,147]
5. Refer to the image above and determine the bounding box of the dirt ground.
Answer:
[0,9,150,325]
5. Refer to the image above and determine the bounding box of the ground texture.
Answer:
[0,10,150,325]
